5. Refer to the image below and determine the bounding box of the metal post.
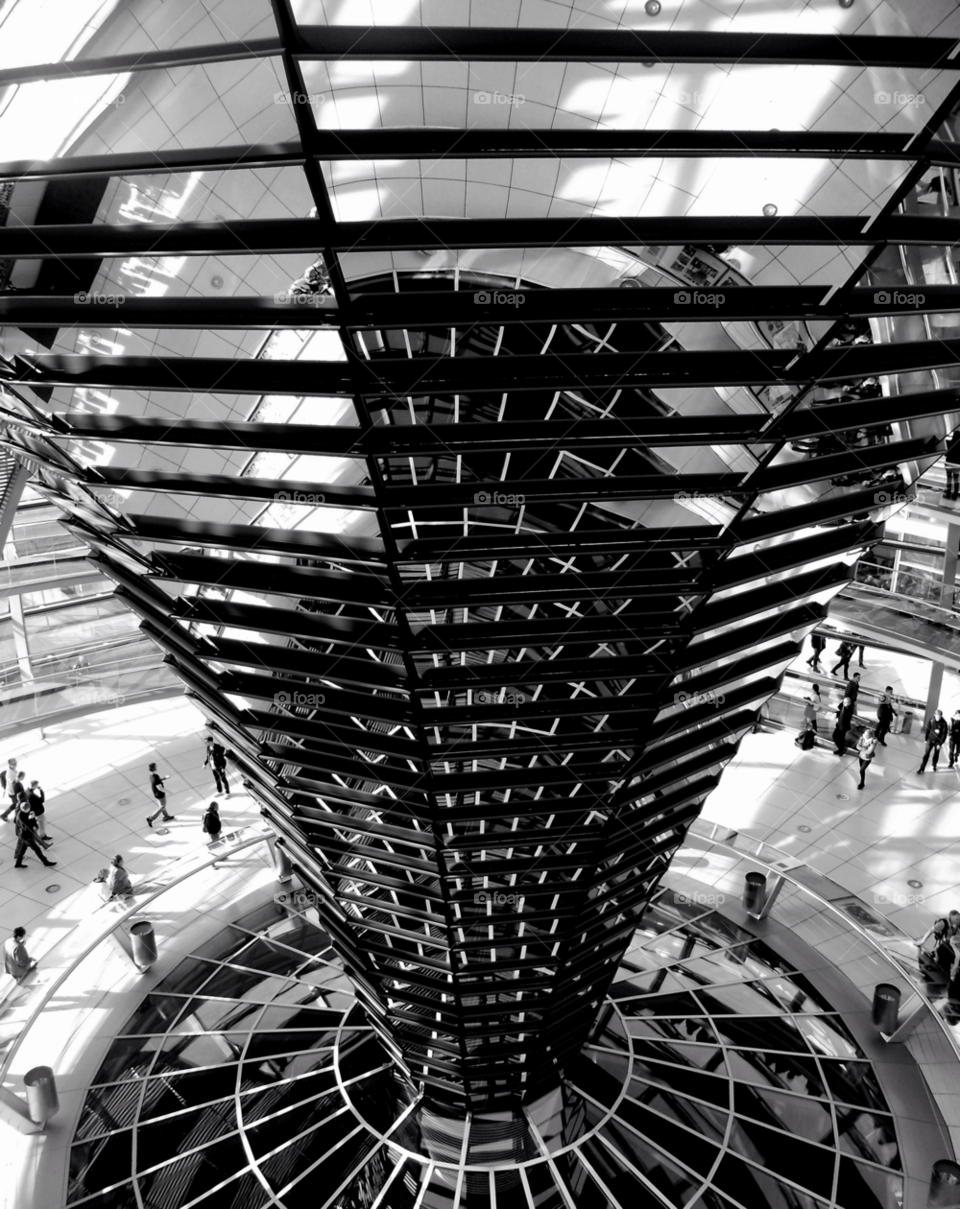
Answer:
[872,984,901,1034]
[129,920,158,971]
[269,836,294,882]
[942,522,960,612]
[926,660,945,723]
[929,1160,960,1208]
[8,595,33,684]
[755,874,787,919]
[23,1066,58,1128]
[743,872,767,915]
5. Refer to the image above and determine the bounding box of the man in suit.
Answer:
[876,689,897,747]
[919,709,949,773]
[13,804,56,869]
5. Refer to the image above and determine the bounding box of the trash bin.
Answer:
[929,1160,960,1207]
[901,710,914,736]
[872,983,901,1034]
[23,1066,59,1127]
[269,836,294,883]
[130,920,158,971]
[743,872,766,914]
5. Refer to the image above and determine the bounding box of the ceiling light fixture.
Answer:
[211,275,224,289]
[645,0,661,14]
[762,203,778,217]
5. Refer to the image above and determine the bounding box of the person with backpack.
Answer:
[203,736,230,796]
[919,709,949,773]
[202,800,222,846]
[830,641,855,679]
[146,762,175,827]
[806,633,826,671]
[876,688,897,747]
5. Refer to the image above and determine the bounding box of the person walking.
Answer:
[202,800,223,846]
[104,854,134,902]
[919,709,949,773]
[855,728,877,789]
[26,779,51,845]
[843,672,861,706]
[3,927,36,982]
[146,763,175,827]
[0,757,21,821]
[857,644,866,668]
[806,633,826,671]
[802,695,819,732]
[833,696,854,756]
[203,736,230,796]
[875,688,897,746]
[830,640,855,679]
[13,803,56,868]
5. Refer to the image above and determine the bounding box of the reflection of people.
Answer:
[944,430,960,501]
[71,654,88,685]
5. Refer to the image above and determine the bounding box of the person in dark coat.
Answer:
[26,779,51,845]
[875,688,897,747]
[13,804,56,869]
[843,673,861,707]
[919,709,949,773]
[943,429,960,500]
[202,800,223,846]
[830,641,855,679]
[949,711,960,768]
[833,697,854,756]
[0,757,23,822]
[806,633,826,671]
[795,720,816,750]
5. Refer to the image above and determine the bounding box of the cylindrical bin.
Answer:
[130,920,158,971]
[269,836,294,883]
[929,1160,960,1208]
[872,983,901,1034]
[743,872,767,914]
[23,1066,59,1127]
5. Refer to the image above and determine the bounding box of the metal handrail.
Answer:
[689,822,960,1064]
[840,578,960,629]
[0,827,272,1088]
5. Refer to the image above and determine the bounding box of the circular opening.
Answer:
[797,825,811,833]
[46,883,60,893]
[907,879,923,889]
[762,203,778,218]
[644,0,661,14]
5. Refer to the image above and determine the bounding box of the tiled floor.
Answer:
[0,694,261,986]
[704,718,960,938]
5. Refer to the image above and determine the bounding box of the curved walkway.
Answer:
[831,587,960,670]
